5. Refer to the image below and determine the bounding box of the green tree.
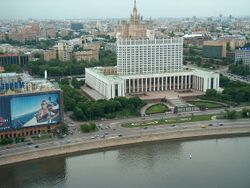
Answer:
[225,110,237,119]
[3,64,22,73]
[206,89,218,97]
[59,123,69,135]
[74,106,84,119]
[226,42,231,51]
[80,124,91,133]
[241,108,250,118]
[89,123,97,130]
[72,78,85,89]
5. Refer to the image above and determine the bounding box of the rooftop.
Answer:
[238,47,250,51]
[0,73,59,96]
[86,67,123,83]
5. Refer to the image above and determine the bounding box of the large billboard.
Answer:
[0,91,62,132]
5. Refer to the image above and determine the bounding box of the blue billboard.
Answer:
[0,96,11,131]
[0,92,62,132]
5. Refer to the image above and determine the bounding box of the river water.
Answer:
[1,136,250,188]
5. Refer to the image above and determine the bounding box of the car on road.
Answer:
[118,134,123,137]
[209,124,213,126]
[219,123,224,126]
[34,145,39,148]
[101,135,105,138]
[27,142,33,145]
[171,124,176,127]
[90,136,96,139]
[105,132,109,135]
[143,127,148,129]
[201,125,208,128]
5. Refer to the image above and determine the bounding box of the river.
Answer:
[1,136,250,188]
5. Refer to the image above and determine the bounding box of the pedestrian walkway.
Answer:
[81,85,106,100]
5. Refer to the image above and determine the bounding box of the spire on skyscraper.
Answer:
[131,0,140,24]
[133,0,137,16]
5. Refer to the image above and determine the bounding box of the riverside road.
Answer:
[0,112,250,159]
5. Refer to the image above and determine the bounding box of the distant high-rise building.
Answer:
[235,47,250,66]
[73,50,99,62]
[0,31,6,41]
[58,41,72,62]
[44,49,57,62]
[71,23,83,31]
[203,41,227,58]
[119,0,147,39]
[0,54,29,66]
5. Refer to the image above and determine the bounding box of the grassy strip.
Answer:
[32,134,53,141]
[146,104,169,115]
[188,101,225,109]
[200,96,237,106]
[122,114,215,128]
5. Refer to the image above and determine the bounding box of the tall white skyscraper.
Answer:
[117,38,183,75]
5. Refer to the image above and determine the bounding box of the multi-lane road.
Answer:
[1,106,250,158]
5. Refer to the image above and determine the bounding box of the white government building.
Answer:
[85,1,220,100]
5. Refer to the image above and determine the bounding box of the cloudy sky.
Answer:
[1,0,249,19]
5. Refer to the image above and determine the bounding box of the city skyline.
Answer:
[0,0,250,20]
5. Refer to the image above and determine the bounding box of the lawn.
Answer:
[189,101,226,109]
[122,114,215,128]
[239,102,250,107]
[146,104,169,115]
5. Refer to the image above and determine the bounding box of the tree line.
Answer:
[229,64,250,77]
[60,84,145,121]
[28,49,116,77]
[204,75,250,104]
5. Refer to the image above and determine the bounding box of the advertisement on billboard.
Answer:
[0,96,11,132]
[0,92,61,132]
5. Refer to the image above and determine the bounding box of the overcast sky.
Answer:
[1,0,249,20]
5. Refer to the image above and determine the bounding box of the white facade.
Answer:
[85,37,220,100]
[85,67,220,99]
[85,68,124,99]
[122,69,219,94]
[117,38,183,75]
